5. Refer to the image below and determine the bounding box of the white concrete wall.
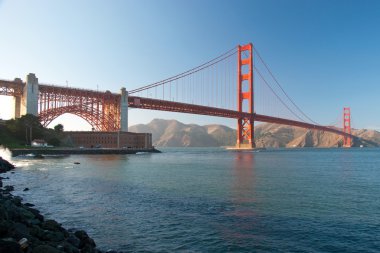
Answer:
[21,73,39,116]
[120,87,128,131]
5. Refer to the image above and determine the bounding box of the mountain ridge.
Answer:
[129,119,380,148]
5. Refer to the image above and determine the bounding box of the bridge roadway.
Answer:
[0,79,24,96]
[0,79,354,140]
[128,96,355,139]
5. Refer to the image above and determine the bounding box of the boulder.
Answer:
[67,233,81,248]
[30,225,46,239]
[74,230,96,249]
[12,196,23,206]
[0,157,15,173]
[41,230,65,242]
[62,241,80,253]
[27,207,44,222]
[0,205,9,220]
[9,222,30,240]
[42,220,62,232]
[0,240,22,253]
[4,185,14,192]
[0,220,13,236]
[62,242,80,253]
[32,244,62,253]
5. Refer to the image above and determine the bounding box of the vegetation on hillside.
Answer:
[0,114,65,148]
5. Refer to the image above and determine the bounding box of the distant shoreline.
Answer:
[10,147,161,157]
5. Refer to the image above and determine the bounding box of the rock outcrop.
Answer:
[0,158,107,253]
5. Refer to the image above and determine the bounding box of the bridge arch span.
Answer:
[39,105,118,131]
[37,84,122,131]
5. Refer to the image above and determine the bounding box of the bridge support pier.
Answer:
[18,73,39,117]
[13,94,21,119]
[236,43,255,149]
[120,87,128,131]
[11,78,23,119]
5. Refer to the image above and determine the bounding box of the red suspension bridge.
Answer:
[0,43,354,148]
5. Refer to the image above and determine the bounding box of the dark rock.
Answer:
[27,207,44,222]
[42,219,62,231]
[74,230,89,241]
[56,244,65,251]
[17,207,36,222]
[74,230,96,249]
[0,156,100,253]
[80,244,98,253]
[4,185,14,192]
[0,220,13,236]
[40,220,69,241]
[30,225,46,239]
[13,196,23,206]
[62,242,80,253]
[106,250,118,253]
[0,157,15,173]
[29,218,42,226]
[42,230,65,242]
[9,222,30,240]
[42,220,61,231]
[67,233,81,248]
[0,205,9,220]
[23,188,29,191]
[0,239,22,253]
[32,244,62,253]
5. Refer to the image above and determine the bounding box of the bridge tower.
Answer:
[20,73,39,116]
[120,87,128,131]
[236,43,255,149]
[343,107,352,147]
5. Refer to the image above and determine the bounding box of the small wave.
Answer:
[0,145,12,161]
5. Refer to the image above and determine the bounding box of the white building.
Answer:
[31,139,48,147]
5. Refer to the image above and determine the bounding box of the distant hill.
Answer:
[129,119,235,147]
[129,119,380,148]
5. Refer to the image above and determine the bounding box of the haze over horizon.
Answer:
[1,0,379,131]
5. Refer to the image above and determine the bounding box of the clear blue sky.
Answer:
[0,0,379,130]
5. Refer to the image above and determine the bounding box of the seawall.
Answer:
[10,147,161,157]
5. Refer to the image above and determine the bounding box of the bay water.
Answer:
[2,148,380,252]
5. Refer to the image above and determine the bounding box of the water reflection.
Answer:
[231,151,256,205]
[219,151,260,244]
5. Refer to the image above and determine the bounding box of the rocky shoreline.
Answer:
[0,156,118,253]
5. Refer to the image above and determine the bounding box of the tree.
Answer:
[48,137,60,147]
[54,124,64,133]
[5,114,44,144]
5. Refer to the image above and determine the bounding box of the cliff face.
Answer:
[129,119,380,147]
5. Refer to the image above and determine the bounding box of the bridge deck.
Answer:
[0,79,354,140]
[128,96,354,139]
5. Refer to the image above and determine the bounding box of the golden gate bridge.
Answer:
[0,43,353,148]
